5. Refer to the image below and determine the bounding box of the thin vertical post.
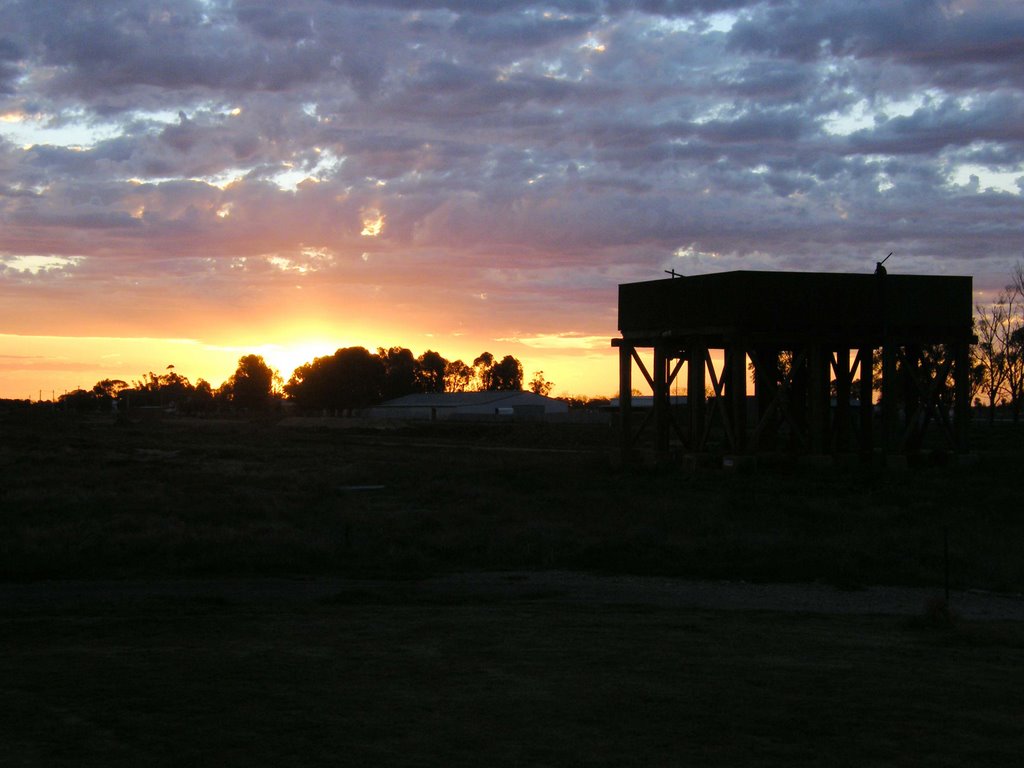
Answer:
[944,525,951,606]
[858,347,874,455]
[834,346,851,452]
[903,344,922,447]
[953,339,971,453]
[807,344,828,454]
[753,345,782,450]
[653,345,669,455]
[881,341,899,453]
[753,346,773,420]
[688,339,706,451]
[790,345,808,443]
[727,344,747,453]
[619,343,633,459]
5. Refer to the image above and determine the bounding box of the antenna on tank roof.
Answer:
[875,252,892,276]
[664,269,683,279]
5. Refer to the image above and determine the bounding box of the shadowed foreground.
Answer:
[2,414,1022,765]
[2,413,1024,590]
[2,580,1022,767]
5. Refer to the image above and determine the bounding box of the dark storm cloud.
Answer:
[451,11,597,48]
[730,0,1024,87]
[4,0,332,99]
[345,0,754,14]
[0,37,24,95]
[378,61,584,125]
[235,4,316,42]
[845,93,1024,156]
[63,30,324,95]
[722,60,814,101]
[696,107,809,144]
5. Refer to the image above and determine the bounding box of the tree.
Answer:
[158,370,193,405]
[973,263,1024,423]
[1003,262,1024,423]
[226,354,278,410]
[130,371,163,405]
[285,346,384,412]
[415,350,448,393]
[285,357,331,410]
[58,388,96,411]
[1006,326,1024,423]
[528,370,554,396]
[333,346,385,410]
[126,369,194,407]
[975,298,1013,424]
[378,347,419,400]
[444,359,474,393]
[91,379,128,399]
[191,378,215,412]
[472,352,495,391]
[87,379,129,412]
[560,394,609,410]
[490,355,523,391]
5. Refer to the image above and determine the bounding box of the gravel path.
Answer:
[3,571,1023,621]
[424,571,1024,620]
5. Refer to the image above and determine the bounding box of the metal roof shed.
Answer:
[370,391,569,422]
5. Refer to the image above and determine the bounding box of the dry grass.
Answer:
[1,589,1022,767]
[2,412,1021,766]
[1,411,1022,590]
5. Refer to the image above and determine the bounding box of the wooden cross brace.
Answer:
[899,351,956,449]
[747,348,808,451]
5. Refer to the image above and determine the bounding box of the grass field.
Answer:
[2,412,1023,765]
[3,587,1023,767]
[1,411,1022,589]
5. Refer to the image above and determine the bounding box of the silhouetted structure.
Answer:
[612,270,974,462]
[369,391,568,422]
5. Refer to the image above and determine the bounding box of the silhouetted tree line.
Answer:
[973,261,1024,424]
[285,347,528,412]
[56,346,553,415]
[57,357,280,414]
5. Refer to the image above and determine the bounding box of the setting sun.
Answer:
[1,0,1019,405]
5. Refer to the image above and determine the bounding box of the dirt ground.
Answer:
[4,571,1023,767]
[4,570,1023,620]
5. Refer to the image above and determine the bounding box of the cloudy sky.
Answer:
[1,0,1023,399]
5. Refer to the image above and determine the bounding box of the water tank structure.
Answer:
[612,270,974,461]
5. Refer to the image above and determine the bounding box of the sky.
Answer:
[1,0,1023,400]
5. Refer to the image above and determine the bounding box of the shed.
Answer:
[368,391,569,422]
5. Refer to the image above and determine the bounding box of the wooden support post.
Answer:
[953,339,971,453]
[727,345,747,453]
[618,343,633,459]
[807,344,828,454]
[751,346,778,451]
[903,344,922,444]
[858,347,874,455]
[688,340,706,451]
[881,341,899,453]
[653,345,670,455]
[790,346,808,440]
[834,346,851,452]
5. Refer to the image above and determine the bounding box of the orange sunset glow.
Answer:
[3,7,1024,763]
[2,1,1022,402]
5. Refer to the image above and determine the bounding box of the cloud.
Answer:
[1,0,1023,398]
[729,0,1024,88]
[502,332,611,351]
[844,93,1024,155]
